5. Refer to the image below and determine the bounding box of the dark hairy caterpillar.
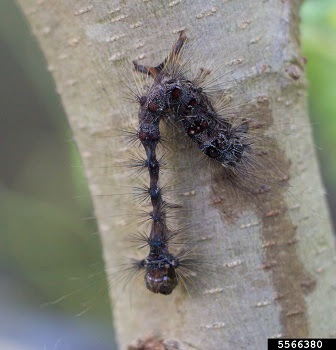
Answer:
[130,31,273,295]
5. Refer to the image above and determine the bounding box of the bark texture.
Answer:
[17,1,336,349]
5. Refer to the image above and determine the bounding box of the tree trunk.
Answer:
[16,0,336,349]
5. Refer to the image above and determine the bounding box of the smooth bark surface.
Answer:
[17,1,336,349]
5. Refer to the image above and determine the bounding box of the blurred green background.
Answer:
[301,0,336,220]
[0,0,335,349]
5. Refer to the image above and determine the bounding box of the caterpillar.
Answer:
[124,30,286,295]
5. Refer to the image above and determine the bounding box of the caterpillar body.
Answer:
[128,31,278,295]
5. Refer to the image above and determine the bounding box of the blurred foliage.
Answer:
[0,0,335,348]
[0,0,115,348]
[301,0,336,221]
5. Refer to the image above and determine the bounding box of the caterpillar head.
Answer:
[143,255,179,295]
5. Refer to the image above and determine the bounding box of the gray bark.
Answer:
[16,0,336,349]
